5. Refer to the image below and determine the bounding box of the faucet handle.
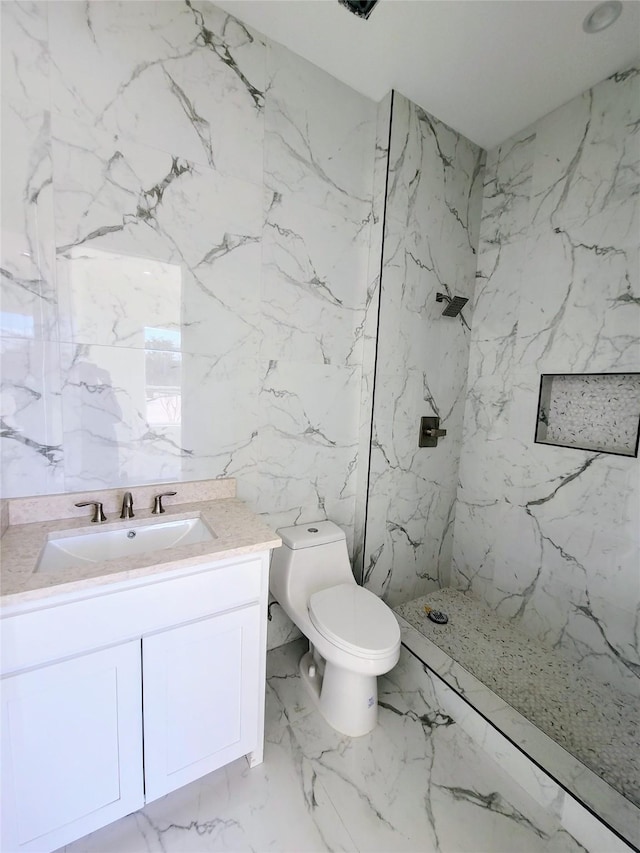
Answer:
[75,501,107,523]
[152,491,177,515]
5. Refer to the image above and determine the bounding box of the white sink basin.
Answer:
[36,517,216,573]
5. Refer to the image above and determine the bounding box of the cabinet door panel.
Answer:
[1,642,143,853]
[143,606,260,802]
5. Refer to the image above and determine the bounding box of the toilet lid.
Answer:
[308,584,400,657]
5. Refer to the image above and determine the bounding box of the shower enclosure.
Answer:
[356,66,640,848]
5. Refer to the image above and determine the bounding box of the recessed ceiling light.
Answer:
[583,0,623,33]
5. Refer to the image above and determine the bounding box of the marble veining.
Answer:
[452,64,640,699]
[396,589,640,813]
[49,1,266,182]
[395,625,638,851]
[3,0,638,672]
[1,0,378,649]
[353,92,392,581]
[362,92,485,607]
[58,638,623,853]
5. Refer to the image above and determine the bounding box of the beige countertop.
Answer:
[1,497,281,608]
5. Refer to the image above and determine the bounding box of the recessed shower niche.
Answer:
[535,373,640,457]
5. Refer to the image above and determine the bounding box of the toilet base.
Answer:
[299,650,378,737]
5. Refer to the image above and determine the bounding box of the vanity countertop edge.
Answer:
[0,497,281,608]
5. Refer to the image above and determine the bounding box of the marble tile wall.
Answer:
[352,93,392,581]
[451,67,640,697]
[362,92,485,606]
[2,0,264,498]
[255,41,377,645]
[0,1,377,648]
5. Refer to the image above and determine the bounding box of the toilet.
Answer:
[270,520,401,737]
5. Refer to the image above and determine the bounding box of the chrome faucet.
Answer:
[120,491,134,519]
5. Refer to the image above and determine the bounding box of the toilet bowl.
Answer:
[270,520,401,737]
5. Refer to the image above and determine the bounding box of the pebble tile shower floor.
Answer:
[60,639,593,853]
[396,589,639,807]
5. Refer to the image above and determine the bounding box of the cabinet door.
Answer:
[1,641,144,853]
[142,605,260,802]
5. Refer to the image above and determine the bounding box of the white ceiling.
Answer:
[215,0,640,149]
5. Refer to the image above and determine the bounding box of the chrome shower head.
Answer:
[436,292,468,318]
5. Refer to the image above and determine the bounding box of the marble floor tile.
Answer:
[266,637,317,727]
[63,717,354,853]
[63,638,594,853]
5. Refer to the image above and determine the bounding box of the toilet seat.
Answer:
[308,583,400,659]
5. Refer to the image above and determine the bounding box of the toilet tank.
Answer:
[270,521,355,608]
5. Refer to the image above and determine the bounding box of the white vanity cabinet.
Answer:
[142,604,261,802]
[0,551,270,853]
[1,641,144,853]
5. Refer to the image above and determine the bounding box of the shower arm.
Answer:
[436,291,468,318]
